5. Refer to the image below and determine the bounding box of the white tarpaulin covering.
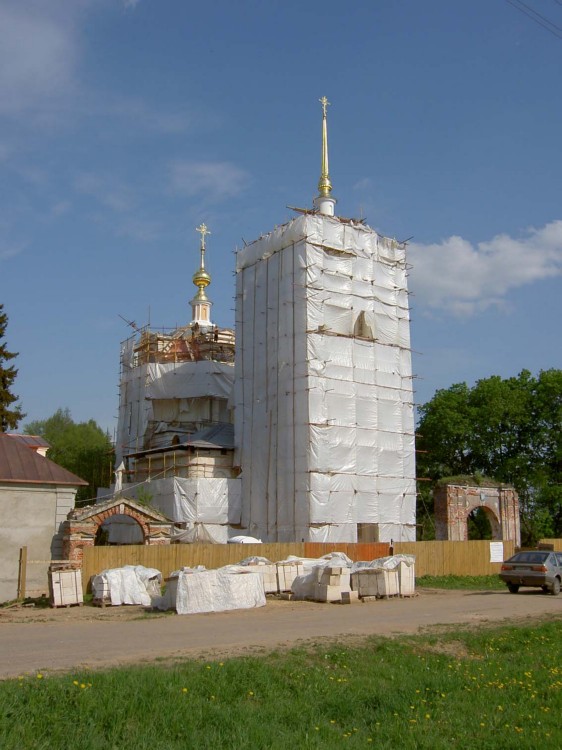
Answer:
[92,565,162,606]
[116,359,234,462]
[129,476,242,543]
[234,213,416,543]
[172,566,266,615]
[133,477,241,525]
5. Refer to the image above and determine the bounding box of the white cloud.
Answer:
[0,242,25,261]
[74,172,136,213]
[98,96,192,135]
[0,2,190,135]
[353,177,373,191]
[169,160,251,202]
[408,221,562,316]
[0,3,79,116]
[50,200,72,218]
[0,142,13,161]
[116,218,161,242]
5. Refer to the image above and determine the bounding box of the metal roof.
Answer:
[125,422,234,458]
[0,433,88,486]
[5,434,50,450]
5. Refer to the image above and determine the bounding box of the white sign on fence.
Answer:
[489,541,504,563]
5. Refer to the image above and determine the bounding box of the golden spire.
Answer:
[192,223,211,301]
[317,96,332,198]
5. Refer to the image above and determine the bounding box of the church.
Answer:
[114,98,416,543]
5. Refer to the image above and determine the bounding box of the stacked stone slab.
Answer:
[276,562,303,592]
[314,565,357,602]
[351,568,400,598]
[397,560,415,597]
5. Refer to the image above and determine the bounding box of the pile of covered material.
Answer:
[351,555,416,599]
[91,565,162,606]
[237,557,278,593]
[290,553,356,603]
[156,565,266,615]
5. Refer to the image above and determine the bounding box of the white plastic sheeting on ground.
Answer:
[228,535,262,544]
[161,566,266,615]
[92,565,162,606]
[235,213,416,543]
[116,358,234,463]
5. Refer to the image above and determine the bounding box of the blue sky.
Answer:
[1,0,561,435]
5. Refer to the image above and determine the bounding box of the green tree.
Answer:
[417,370,562,544]
[0,303,25,431]
[25,408,114,505]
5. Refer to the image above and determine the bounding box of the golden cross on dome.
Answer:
[196,223,211,249]
[319,96,330,118]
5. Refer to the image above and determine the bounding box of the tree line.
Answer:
[416,369,562,545]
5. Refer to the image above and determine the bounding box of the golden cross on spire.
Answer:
[196,223,211,249]
[319,96,330,118]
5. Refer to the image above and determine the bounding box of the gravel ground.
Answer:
[1,587,561,679]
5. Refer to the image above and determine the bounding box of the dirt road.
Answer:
[1,588,561,679]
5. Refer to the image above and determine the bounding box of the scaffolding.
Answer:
[116,324,236,464]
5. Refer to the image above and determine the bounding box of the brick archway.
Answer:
[62,496,172,564]
[465,503,501,539]
[435,483,520,545]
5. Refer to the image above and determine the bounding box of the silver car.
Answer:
[499,550,562,595]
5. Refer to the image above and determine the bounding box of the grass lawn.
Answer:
[416,574,505,590]
[1,618,561,749]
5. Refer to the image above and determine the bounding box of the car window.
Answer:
[512,552,549,563]
[556,553,562,567]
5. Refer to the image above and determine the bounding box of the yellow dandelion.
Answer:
[36,674,43,679]
[182,688,188,693]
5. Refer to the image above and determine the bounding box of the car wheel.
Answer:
[551,578,561,596]
[507,583,519,594]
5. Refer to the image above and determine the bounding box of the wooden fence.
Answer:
[80,539,515,592]
[394,540,516,577]
[540,539,562,552]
